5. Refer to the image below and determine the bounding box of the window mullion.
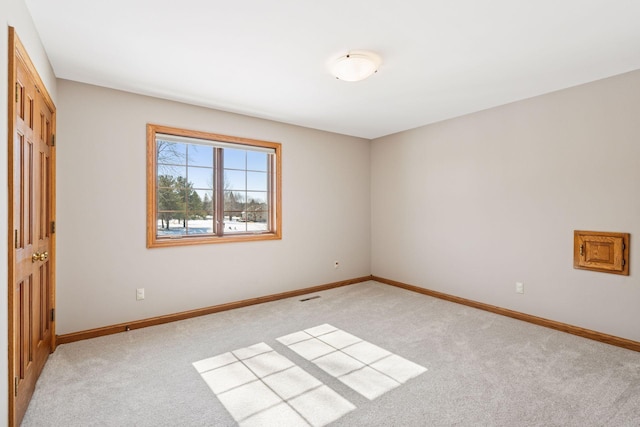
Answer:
[268,154,274,232]
[214,147,224,237]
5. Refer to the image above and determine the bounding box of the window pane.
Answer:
[223,211,243,222]
[224,191,246,212]
[186,218,214,235]
[187,144,213,167]
[157,213,187,236]
[247,151,268,171]
[173,179,187,196]
[224,170,246,191]
[197,190,214,219]
[247,221,268,232]
[224,148,246,169]
[158,164,186,182]
[157,141,186,165]
[223,214,247,233]
[186,189,205,220]
[246,191,267,204]
[157,187,183,212]
[246,191,268,223]
[247,171,267,191]
[188,166,214,189]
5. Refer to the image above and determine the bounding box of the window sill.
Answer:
[147,231,282,248]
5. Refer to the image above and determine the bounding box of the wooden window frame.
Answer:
[147,124,282,248]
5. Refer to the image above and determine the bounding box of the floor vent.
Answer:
[299,295,321,302]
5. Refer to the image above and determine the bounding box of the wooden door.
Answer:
[8,28,56,427]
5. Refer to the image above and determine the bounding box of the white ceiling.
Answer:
[25,0,640,139]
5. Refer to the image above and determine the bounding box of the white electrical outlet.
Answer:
[515,282,524,294]
[136,288,145,300]
[334,261,340,269]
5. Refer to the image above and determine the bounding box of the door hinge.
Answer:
[622,259,626,267]
[51,221,56,234]
[14,230,18,249]
[15,83,18,103]
[51,134,55,147]
[51,308,55,322]
[14,377,18,397]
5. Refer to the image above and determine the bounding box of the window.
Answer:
[147,124,281,248]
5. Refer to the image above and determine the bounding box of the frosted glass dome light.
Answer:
[331,52,381,82]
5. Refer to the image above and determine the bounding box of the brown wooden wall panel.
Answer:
[574,230,629,275]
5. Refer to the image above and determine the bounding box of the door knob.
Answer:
[31,252,48,262]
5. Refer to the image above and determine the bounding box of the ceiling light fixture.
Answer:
[330,51,381,82]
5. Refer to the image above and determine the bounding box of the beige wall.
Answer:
[55,80,371,334]
[1,0,58,422]
[371,69,640,342]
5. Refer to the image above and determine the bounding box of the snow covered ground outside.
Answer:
[157,219,267,236]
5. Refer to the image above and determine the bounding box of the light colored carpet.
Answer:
[22,281,640,426]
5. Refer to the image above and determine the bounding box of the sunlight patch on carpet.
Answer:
[193,343,355,426]
[277,324,427,400]
[193,325,427,425]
